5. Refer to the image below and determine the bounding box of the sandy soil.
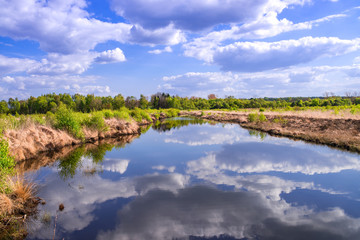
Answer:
[4,118,149,162]
[181,110,360,153]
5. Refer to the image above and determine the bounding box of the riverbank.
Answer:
[181,110,360,153]
[4,113,165,162]
[0,111,164,239]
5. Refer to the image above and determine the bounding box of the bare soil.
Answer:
[181,110,360,153]
[4,118,150,162]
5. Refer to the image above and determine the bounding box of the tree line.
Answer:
[0,92,359,115]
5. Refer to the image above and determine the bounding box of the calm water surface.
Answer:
[26,118,360,240]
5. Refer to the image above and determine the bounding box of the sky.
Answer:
[0,0,359,100]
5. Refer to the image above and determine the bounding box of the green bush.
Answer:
[247,113,258,122]
[54,105,83,139]
[130,108,152,122]
[248,113,267,123]
[102,110,114,119]
[83,112,106,131]
[259,108,265,112]
[259,113,267,122]
[165,109,180,118]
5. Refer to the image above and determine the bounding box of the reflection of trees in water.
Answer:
[57,136,136,180]
[248,130,267,140]
[152,118,206,132]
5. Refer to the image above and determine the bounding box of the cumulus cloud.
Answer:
[129,24,185,46]
[185,37,360,72]
[0,74,115,99]
[0,55,40,75]
[2,76,15,83]
[159,64,360,98]
[148,46,173,55]
[111,0,310,31]
[0,0,132,54]
[95,48,126,64]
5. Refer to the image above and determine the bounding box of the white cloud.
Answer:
[185,12,346,51]
[95,48,126,64]
[29,52,97,75]
[159,64,360,97]
[0,55,40,75]
[2,76,15,83]
[129,24,185,46]
[0,74,115,99]
[0,0,132,54]
[184,37,360,72]
[152,165,176,173]
[111,0,310,31]
[148,46,173,55]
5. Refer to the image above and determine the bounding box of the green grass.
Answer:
[0,137,15,192]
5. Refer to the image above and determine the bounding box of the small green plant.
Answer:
[54,105,83,139]
[259,108,265,112]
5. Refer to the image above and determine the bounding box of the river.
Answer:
[25,118,360,239]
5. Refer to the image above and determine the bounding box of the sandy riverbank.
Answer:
[181,110,360,152]
[4,115,163,162]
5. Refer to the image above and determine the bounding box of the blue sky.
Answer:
[0,0,359,100]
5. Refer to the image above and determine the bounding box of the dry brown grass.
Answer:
[7,175,36,205]
[0,193,14,215]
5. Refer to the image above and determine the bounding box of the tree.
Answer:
[125,96,138,109]
[0,100,9,114]
[139,94,148,109]
[113,94,125,109]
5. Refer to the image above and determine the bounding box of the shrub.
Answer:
[54,105,83,139]
[102,110,114,119]
[83,112,106,131]
[165,109,180,118]
[259,108,265,112]
[247,113,258,122]
[113,110,130,121]
[130,108,151,122]
[259,113,267,122]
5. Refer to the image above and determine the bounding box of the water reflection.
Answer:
[98,185,360,240]
[26,118,360,240]
[152,117,206,132]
